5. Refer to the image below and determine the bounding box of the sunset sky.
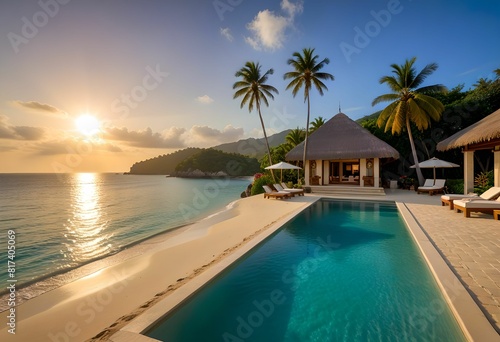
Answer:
[1,0,499,172]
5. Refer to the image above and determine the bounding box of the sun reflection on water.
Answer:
[62,173,112,265]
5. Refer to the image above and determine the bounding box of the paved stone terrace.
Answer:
[406,201,500,333]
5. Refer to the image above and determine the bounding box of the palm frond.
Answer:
[413,94,444,122]
[314,72,335,81]
[376,101,398,128]
[312,78,328,96]
[407,98,431,131]
[415,84,447,94]
[391,101,407,134]
[372,93,400,106]
[411,62,438,88]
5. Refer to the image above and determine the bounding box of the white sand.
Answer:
[1,194,315,342]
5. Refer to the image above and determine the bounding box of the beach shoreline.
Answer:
[1,194,315,341]
[0,178,246,310]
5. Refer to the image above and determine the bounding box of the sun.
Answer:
[75,114,101,137]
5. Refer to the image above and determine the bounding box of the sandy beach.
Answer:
[1,194,316,342]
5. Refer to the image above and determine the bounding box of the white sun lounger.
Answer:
[441,186,500,210]
[417,179,446,195]
[453,196,500,218]
[262,185,291,200]
[275,183,304,196]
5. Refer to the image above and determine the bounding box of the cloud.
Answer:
[188,125,244,145]
[103,126,186,148]
[32,138,122,155]
[343,106,365,113]
[245,0,303,51]
[458,68,478,76]
[220,27,233,42]
[196,95,214,104]
[281,0,303,17]
[0,115,45,140]
[13,101,67,117]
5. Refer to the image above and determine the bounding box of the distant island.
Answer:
[126,130,290,176]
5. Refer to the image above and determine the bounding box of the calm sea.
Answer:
[0,173,250,292]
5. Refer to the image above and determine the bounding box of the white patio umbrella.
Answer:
[410,157,460,182]
[265,161,302,183]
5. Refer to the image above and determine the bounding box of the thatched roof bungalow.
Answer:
[286,113,399,187]
[437,107,500,193]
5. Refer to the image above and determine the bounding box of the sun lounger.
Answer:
[417,179,446,195]
[441,186,500,210]
[276,183,304,196]
[262,185,291,200]
[422,179,434,187]
[453,197,500,217]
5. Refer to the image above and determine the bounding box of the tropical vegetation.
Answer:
[372,57,447,185]
[310,116,326,133]
[233,61,279,179]
[284,48,334,176]
[175,149,260,176]
[362,65,499,184]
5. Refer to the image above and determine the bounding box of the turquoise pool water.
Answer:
[147,199,466,341]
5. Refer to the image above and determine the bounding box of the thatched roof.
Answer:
[286,113,399,160]
[437,107,500,151]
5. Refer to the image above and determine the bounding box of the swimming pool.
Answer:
[146,199,466,341]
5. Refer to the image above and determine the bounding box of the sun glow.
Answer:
[75,114,101,137]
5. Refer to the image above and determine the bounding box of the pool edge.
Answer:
[110,198,499,342]
[109,197,321,342]
[396,202,499,342]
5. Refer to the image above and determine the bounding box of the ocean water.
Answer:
[0,173,250,293]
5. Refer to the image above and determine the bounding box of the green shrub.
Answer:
[446,179,464,194]
[474,170,494,195]
[251,175,273,196]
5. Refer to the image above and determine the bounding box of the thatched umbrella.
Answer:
[265,161,301,182]
[410,157,459,182]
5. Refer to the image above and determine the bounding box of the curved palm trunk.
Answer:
[406,116,424,186]
[257,103,275,181]
[302,96,311,183]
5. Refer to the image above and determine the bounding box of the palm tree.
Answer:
[372,57,447,185]
[494,68,500,80]
[286,127,305,147]
[233,61,279,177]
[473,77,493,89]
[310,116,326,133]
[284,48,334,176]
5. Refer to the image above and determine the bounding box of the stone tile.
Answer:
[405,201,500,332]
[476,295,499,306]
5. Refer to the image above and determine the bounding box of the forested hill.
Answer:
[174,149,260,177]
[128,148,201,175]
[212,129,291,158]
[127,148,260,176]
[127,130,290,175]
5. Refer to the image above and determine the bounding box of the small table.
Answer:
[494,210,500,220]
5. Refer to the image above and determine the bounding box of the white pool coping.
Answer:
[110,197,499,342]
